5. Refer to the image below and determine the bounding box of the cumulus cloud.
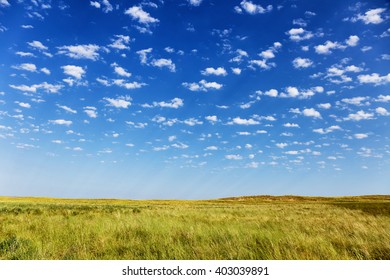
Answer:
[153,98,184,109]
[111,63,131,77]
[345,35,359,47]
[49,119,72,126]
[182,80,223,92]
[375,107,390,116]
[188,0,203,6]
[345,110,374,121]
[354,133,368,139]
[357,73,390,85]
[376,95,390,102]
[150,58,176,72]
[125,6,159,24]
[201,67,227,76]
[283,123,300,128]
[235,1,272,15]
[84,106,98,118]
[12,63,37,72]
[28,40,48,50]
[58,44,100,60]
[57,105,77,114]
[136,48,153,64]
[104,96,132,108]
[352,8,386,24]
[108,35,131,50]
[90,0,113,13]
[61,65,85,79]
[10,82,63,93]
[317,103,331,109]
[205,115,218,123]
[313,125,342,134]
[287,28,313,41]
[225,154,243,160]
[231,67,242,75]
[314,41,345,54]
[292,57,313,68]
[231,117,260,125]
[184,118,203,126]
[302,108,321,118]
[109,79,146,90]
[0,0,10,7]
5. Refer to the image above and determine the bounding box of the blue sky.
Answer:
[0,0,389,199]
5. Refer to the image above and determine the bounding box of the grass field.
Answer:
[0,195,389,260]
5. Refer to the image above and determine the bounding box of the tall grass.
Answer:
[0,196,389,259]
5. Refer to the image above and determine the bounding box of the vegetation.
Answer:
[0,195,389,260]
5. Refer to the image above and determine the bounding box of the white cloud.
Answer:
[315,41,345,54]
[125,6,159,24]
[153,98,183,109]
[0,0,10,7]
[188,0,202,6]
[57,105,77,114]
[283,123,300,128]
[12,63,37,72]
[317,103,331,109]
[205,146,218,151]
[302,108,321,118]
[201,67,227,76]
[41,67,51,75]
[313,125,342,134]
[287,28,313,41]
[231,117,260,125]
[354,8,386,24]
[260,49,275,59]
[112,64,131,77]
[104,96,132,109]
[136,48,153,64]
[205,115,218,122]
[84,106,98,118]
[376,95,390,102]
[357,73,390,85]
[354,133,368,139]
[90,1,100,8]
[345,110,374,121]
[49,119,72,126]
[112,79,146,90]
[9,82,63,93]
[16,51,34,57]
[231,67,242,75]
[292,57,313,68]
[225,154,243,160]
[279,86,322,99]
[58,44,100,60]
[237,1,272,15]
[375,107,390,116]
[28,40,48,50]
[182,80,223,92]
[341,97,368,106]
[108,35,131,50]
[249,59,275,70]
[18,102,31,108]
[184,118,203,126]
[61,65,85,79]
[151,58,176,72]
[276,143,288,148]
[345,35,359,47]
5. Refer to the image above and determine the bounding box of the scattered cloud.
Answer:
[58,44,100,60]
[292,57,313,68]
[49,119,72,126]
[151,58,176,72]
[201,67,227,76]
[235,1,272,15]
[182,80,223,92]
[104,96,132,109]
[61,65,85,79]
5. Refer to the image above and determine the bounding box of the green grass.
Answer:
[0,195,389,260]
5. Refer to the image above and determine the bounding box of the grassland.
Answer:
[0,195,389,260]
